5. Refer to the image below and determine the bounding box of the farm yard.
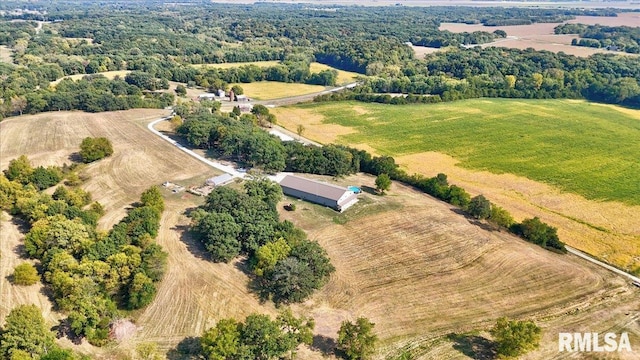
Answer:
[2,1,640,358]
[1,109,638,359]
[272,99,640,272]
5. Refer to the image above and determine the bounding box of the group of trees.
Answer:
[556,23,640,54]
[171,311,378,360]
[200,310,314,360]
[3,155,63,190]
[189,179,334,304]
[0,153,167,346]
[1,74,175,119]
[79,137,113,163]
[0,304,88,360]
[315,47,640,108]
[177,112,286,173]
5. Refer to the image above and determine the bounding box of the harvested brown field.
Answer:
[0,109,216,229]
[50,70,131,87]
[0,214,60,326]
[439,16,639,57]
[411,44,448,58]
[280,173,640,359]
[568,13,640,27]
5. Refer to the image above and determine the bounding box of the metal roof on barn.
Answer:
[279,175,349,202]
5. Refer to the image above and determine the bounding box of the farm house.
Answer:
[279,175,358,212]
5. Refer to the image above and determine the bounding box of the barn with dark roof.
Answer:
[279,175,358,212]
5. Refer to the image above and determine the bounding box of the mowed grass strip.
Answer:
[294,99,640,205]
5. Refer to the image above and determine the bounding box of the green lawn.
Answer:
[295,99,640,205]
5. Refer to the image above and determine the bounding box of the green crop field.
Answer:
[292,99,640,205]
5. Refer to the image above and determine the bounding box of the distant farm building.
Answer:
[205,173,234,186]
[236,94,250,102]
[198,93,217,100]
[279,175,358,212]
[189,173,235,196]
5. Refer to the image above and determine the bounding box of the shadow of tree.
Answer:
[174,224,211,261]
[311,334,336,356]
[67,152,83,163]
[167,336,202,360]
[447,333,496,360]
[360,185,378,195]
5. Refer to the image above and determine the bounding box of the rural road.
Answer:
[147,117,247,179]
[148,82,357,178]
[148,84,640,287]
[565,246,640,284]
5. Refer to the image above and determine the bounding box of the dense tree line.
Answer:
[177,112,286,173]
[189,179,334,304]
[315,47,640,108]
[556,23,640,54]
[0,156,167,345]
[0,73,175,120]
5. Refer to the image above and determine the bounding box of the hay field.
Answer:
[272,99,640,271]
[231,81,326,100]
[0,109,216,227]
[281,174,639,359]
[49,70,131,87]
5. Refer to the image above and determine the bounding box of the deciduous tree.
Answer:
[12,263,40,285]
[0,305,56,358]
[375,173,391,194]
[337,317,377,360]
[468,195,491,219]
[490,317,541,358]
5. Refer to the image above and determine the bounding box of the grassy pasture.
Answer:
[49,70,131,86]
[309,62,362,85]
[193,61,361,85]
[290,99,640,206]
[231,81,326,100]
